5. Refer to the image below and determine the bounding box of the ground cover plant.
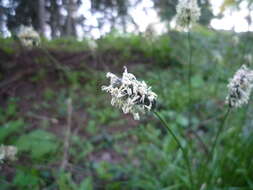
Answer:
[1,6,253,190]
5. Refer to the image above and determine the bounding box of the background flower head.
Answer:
[0,145,18,162]
[17,26,40,47]
[175,0,201,29]
[226,65,253,108]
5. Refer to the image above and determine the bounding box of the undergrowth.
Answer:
[0,27,253,189]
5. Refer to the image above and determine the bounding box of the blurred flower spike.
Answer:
[175,0,201,29]
[17,25,40,47]
[102,66,157,120]
[226,65,253,108]
[0,145,18,162]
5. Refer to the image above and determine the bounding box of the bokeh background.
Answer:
[1,0,253,189]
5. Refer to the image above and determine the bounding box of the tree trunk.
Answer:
[38,0,46,37]
[66,0,77,37]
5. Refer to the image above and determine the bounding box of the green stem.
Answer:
[206,108,230,186]
[187,30,193,127]
[209,108,230,159]
[154,111,194,189]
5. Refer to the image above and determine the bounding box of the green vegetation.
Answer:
[1,27,253,189]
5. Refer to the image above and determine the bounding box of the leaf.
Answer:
[79,177,93,190]
[191,75,204,88]
[57,172,77,190]
[94,161,113,180]
[176,114,188,127]
[0,119,24,142]
[13,169,40,189]
[5,98,18,117]
[16,129,58,159]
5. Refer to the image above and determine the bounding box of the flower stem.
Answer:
[187,30,193,127]
[210,108,230,159]
[205,108,230,186]
[154,111,194,189]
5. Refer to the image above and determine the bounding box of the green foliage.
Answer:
[57,173,94,190]
[146,35,174,66]
[30,68,47,82]
[1,28,253,190]
[0,37,15,54]
[43,37,91,52]
[0,119,24,142]
[97,32,178,67]
[97,32,151,64]
[79,177,93,190]
[43,88,55,101]
[13,169,41,190]
[16,129,59,159]
[0,98,25,143]
[70,135,94,162]
[57,173,78,190]
[94,161,114,180]
[0,98,18,122]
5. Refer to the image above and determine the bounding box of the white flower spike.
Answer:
[17,25,40,47]
[175,0,201,29]
[102,67,157,120]
[0,145,18,162]
[226,65,253,108]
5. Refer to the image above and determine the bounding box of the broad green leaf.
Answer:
[16,129,58,159]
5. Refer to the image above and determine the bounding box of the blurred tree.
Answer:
[1,0,84,37]
[65,0,77,36]
[219,0,253,27]
[3,0,252,38]
[62,0,84,37]
[46,0,63,38]
[220,0,237,12]
[89,0,214,34]
[90,0,138,32]
[4,0,40,32]
[0,1,4,35]
[38,0,46,36]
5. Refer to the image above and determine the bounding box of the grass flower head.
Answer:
[102,67,157,120]
[175,0,201,28]
[17,26,40,47]
[0,145,18,162]
[226,65,253,108]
